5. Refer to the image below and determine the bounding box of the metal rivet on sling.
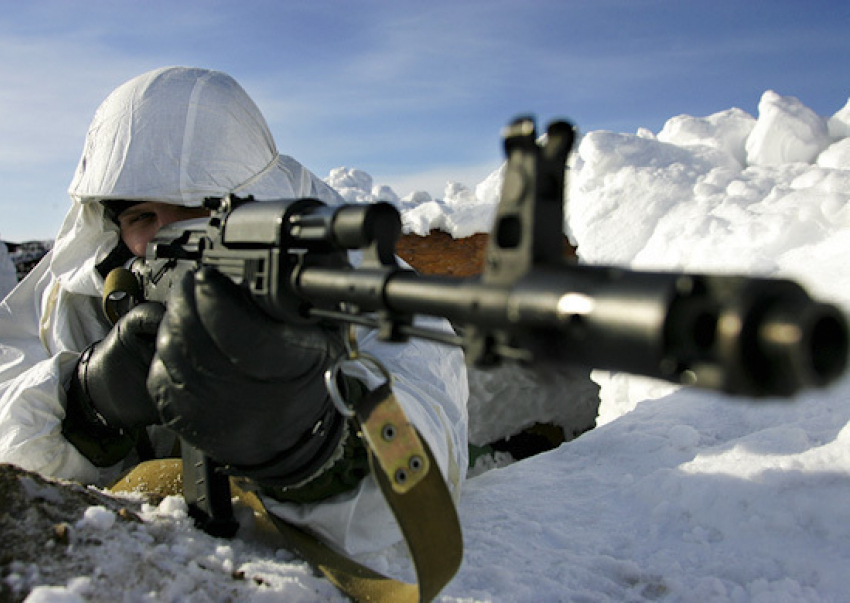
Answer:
[382,423,397,441]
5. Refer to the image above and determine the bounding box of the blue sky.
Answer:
[1,0,848,241]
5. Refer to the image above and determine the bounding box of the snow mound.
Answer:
[657,107,755,166]
[746,90,831,166]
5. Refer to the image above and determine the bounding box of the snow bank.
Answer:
[565,91,850,426]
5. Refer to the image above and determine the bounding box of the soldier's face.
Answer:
[116,202,210,257]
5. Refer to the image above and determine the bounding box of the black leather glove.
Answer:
[67,302,165,432]
[147,267,347,487]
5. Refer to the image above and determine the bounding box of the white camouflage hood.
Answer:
[51,66,342,297]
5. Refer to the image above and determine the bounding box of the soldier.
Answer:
[0,66,468,555]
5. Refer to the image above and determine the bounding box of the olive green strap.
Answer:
[260,431,460,602]
[261,382,462,602]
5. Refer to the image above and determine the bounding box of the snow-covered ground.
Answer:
[9,90,850,602]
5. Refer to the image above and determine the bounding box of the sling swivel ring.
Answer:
[324,323,392,418]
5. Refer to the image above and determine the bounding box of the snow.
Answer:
[74,506,116,532]
[746,91,832,166]
[8,90,850,601]
[657,107,755,167]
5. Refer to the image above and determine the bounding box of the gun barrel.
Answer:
[133,193,847,399]
[296,263,848,398]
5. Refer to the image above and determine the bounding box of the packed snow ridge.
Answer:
[329,90,850,249]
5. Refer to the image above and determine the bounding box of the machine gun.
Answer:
[103,116,848,590]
